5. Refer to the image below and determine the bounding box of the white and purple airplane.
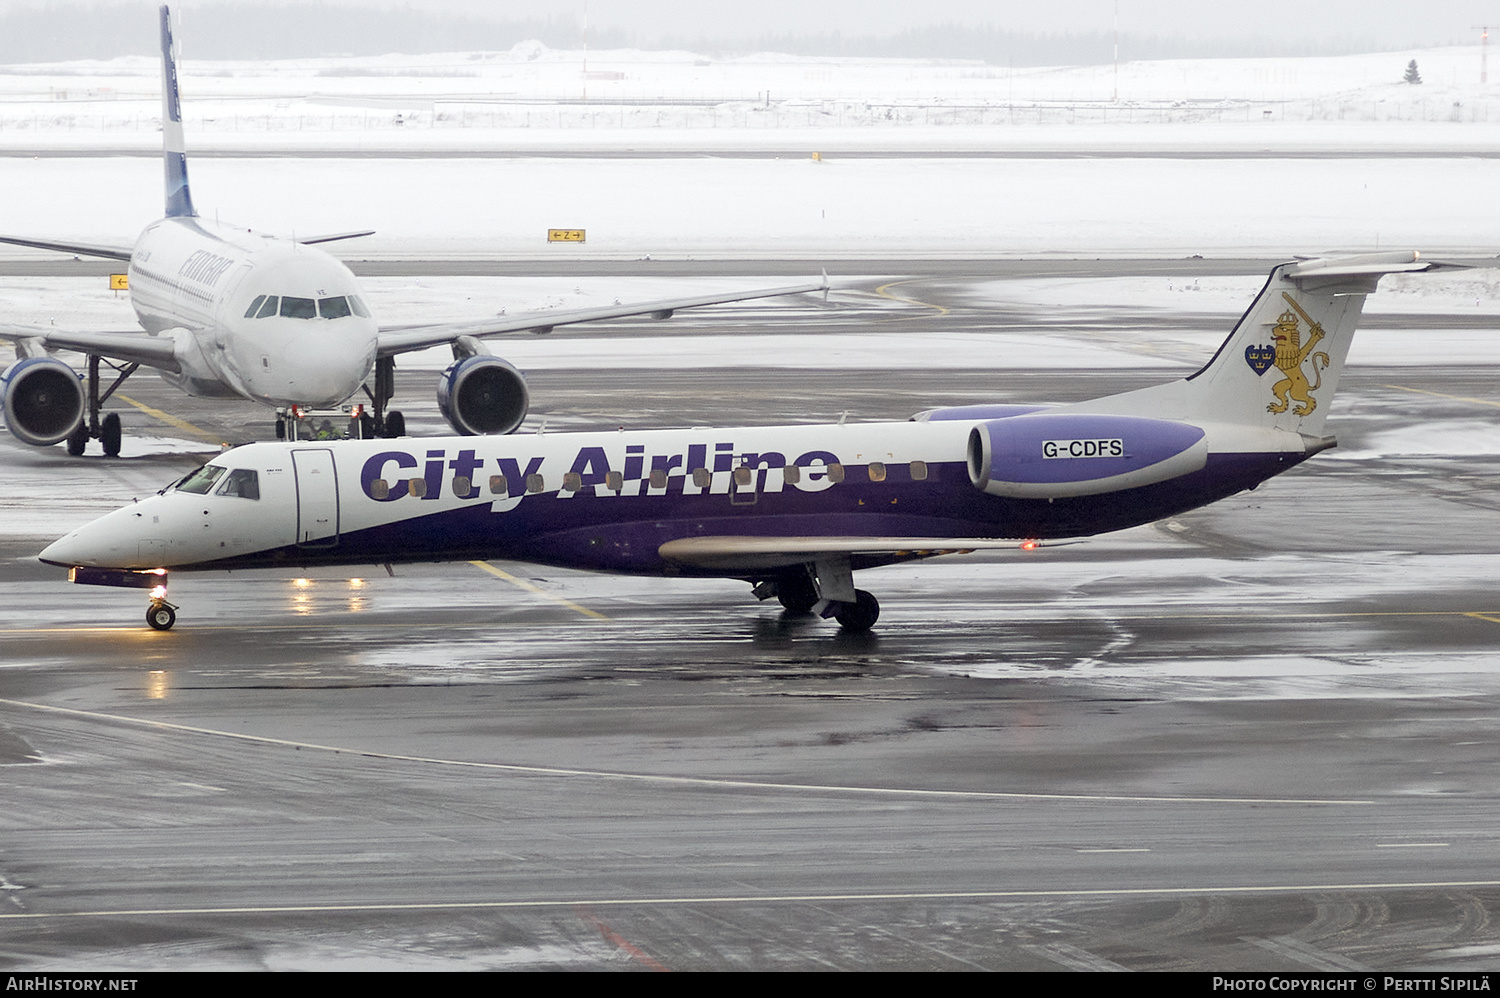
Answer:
[40,250,1460,631]
[0,6,824,456]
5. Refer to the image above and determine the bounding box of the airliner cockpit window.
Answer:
[176,464,226,495]
[280,296,317,319]
[255,296,279,318]
[214,468,260,500]
[318,296,352,319]
[243,295,266,318]
[348,295,371,318]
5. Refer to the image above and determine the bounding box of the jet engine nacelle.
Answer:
[968,412,1207,499]
[436,355,530,435]
[1,357,85,447]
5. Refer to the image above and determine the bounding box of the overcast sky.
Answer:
[157,0,1500,46]
[0,1,1492,61]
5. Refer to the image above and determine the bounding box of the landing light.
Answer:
[293,578,311,588]
[149,584,168,600]
[1020,540,1039,551]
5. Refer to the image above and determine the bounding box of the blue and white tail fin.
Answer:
[1077,252,1462,437]
[159,5,195,218]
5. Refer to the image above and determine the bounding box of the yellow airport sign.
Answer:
[109,273,129,291]
[548,229,586,243]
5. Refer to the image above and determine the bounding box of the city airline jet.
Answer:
[0,6,824,456]
[40,251,1461,631]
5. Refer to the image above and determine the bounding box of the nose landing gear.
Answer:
[146,599,178,631]
[146,580,177,631]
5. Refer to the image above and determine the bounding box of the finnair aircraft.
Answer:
[0,6,823,456]
[41,251,1461,631]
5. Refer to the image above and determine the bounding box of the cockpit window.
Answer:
[348,295,371,318]
[318,296,352,319]
[243,295,266,319]
[214,468,260,500]
[280,296,317,319]
[255,296,279,319]
[176,464,226,495]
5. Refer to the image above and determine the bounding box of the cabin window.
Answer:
[867,462,886,482]
[733,466,752,486]
[214,468,260,500]
[783,465,801,485]
[243,295,266,319]
[452,476,471,497]
[605,471,623,491]
[910,460,928,481]
[176,464,226,495]
[562,472,582,492]
[651,469,670,490]
[489,475,507,495]
[348,295,372,318]
[691,467,711,488]
[371,479,390,500]
[526,473,545,493]
[409,477,427,499]
[255,296,279,319]
[318,296,352,319]
[827,463,845,484]
[280,296,317,319]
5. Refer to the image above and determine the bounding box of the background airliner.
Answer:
[40,251,1463,631]
[0,6,824,457]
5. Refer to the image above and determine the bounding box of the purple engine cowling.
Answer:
[967,412,1207,498]
[1,356,85,446]
[436,355,530,435]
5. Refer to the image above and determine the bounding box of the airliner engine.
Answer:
[1,357,85,446]
[435,354,530,436]
[967,412,1208,499]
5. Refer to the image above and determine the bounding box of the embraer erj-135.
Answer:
[0,6,824,456]
[42,251,1463,632]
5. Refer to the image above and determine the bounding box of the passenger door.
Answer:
[292,448,339,547]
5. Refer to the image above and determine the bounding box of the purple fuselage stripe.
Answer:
[180,451,1304,578]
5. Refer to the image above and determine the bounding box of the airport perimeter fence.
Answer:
[3,96,1500,132]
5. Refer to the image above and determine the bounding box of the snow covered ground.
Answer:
[0,43,1497,258]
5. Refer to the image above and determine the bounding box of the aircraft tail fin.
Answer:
[159,5,195,218]
[1150,252,1461,436]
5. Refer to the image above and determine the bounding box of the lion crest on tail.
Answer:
[1266,294,1331,417]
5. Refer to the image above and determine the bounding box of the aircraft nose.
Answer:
[277,328,375,404]
[40,505,154,568]
[41,525,118,568]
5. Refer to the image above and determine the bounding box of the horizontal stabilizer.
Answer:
[659,535,1026,572]
[0,235,133,262]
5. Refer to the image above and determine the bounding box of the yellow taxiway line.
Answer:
[116,393,223,442]
[1384,385,1500,409]
[469,560,610,621]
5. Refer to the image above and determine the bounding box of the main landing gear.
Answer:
[68,355,135,457]
[753,561,882,632]
[360,355,406,438]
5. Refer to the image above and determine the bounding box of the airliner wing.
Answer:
[658,536,1029,572]
[374,279,830,358]
[0,235,134,262]
[0,325,181,372]
[298,230,375,246]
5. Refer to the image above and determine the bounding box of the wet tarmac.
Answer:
[1,269,1499,970]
